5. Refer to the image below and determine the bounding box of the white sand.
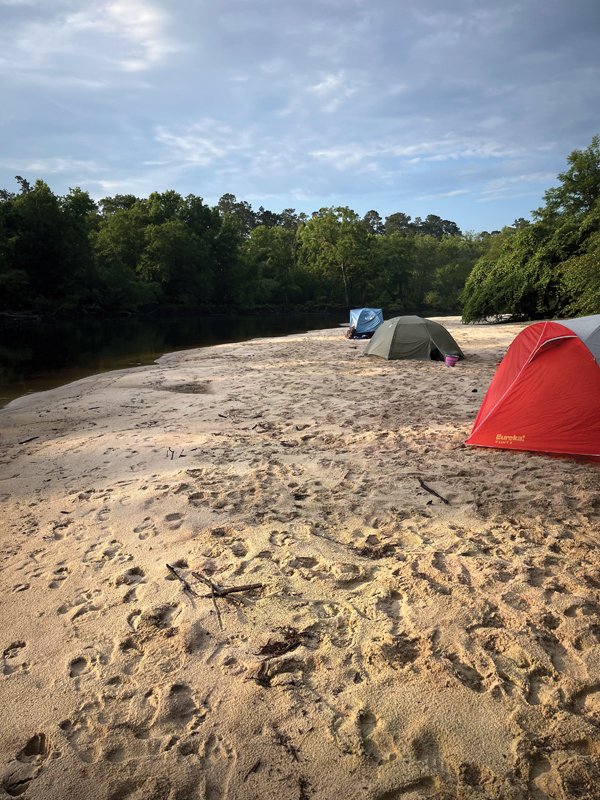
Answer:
[1,318,600,800]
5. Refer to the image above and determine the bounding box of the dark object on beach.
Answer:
[418,477,450,505]
[166,564,262,630]
[257,627,305,660]
[243,760,261,781]
[166,563,199,596]
[349,308,384,336]
[472,389,478,392]
[18,436,39,445]
[353,543,396,559]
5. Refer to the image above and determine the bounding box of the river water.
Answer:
[0,313,347,408]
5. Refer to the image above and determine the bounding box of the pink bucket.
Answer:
[445,356,458,366]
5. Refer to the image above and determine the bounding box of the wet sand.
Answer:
[1,317,600,800]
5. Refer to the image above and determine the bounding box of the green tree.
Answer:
[7,180,97,310]
[91,207,156,310]
[385,212,413,236]
[217,193,257,237]
[536,134,600,221]
[414,214,461,240]
[462,135,600,322]
[299,207,371,306]
[362,210,385,236]
[242,225,299,305]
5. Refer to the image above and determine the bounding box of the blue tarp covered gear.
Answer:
[349,308,384,334]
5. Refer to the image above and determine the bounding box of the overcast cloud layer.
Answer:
[1,0,599,231]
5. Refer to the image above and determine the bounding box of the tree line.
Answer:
[462,135,600,323]
[0,172,525,318]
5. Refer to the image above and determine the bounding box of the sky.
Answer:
[1,0,599,233]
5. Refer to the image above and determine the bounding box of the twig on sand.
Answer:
[167,568,263,630]
[243,760,261,781]
[192,571,263,629]
[209,584,223,630]
[18,436,39,445]
[207,583,263,597]
[166,564,199,597]
[418,477,450,505]
[191,571,223,629]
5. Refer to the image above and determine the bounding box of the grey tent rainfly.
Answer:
[363,316,464,361]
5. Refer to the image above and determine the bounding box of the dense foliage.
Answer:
[0,177,494,318]
[462,135,600,322]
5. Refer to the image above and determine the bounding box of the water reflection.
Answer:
[0,313,346,407]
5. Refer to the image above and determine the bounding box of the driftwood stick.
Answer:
[418,478,450,505]
[166,564,199,596]
[210,584,223,630]
[190,572,262,628]
[19,436,39,445]
[243,760,261,782]
[191,570,219,591]
[192,571,224,629]
[211,583,263,597]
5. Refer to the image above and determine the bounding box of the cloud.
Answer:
[1,0,599,233]
[0,157,100,173]
[416,189,471,200]
[0,0,177,75]
[307,70,364,112]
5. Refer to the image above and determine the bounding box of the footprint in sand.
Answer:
[269,530,295,547]
[165,512,185,530]
[357,710,384,762]
[134,518,159,540]
[110,566,146,588]
[69,656,91,678]
[2,733,56,797]
[2,641,29,677]
[48,566,71,589]
[202,732,237,800]
[3,641,26,660]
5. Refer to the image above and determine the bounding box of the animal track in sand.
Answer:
[83,539,131,564]
[129,604,182,642]
[110,566,146,587]
[165,512,185,530]
[572,683,600,717]
[69,656,91,678]
[203,732,237,800]
[133,517,159,539]
[3,641,26,659]
[357,710,384,762]
[2,733,56,797]
[2,641,29,676]
[48,566,70,588]
[269,529,295,547]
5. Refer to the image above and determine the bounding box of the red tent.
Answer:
[466,318,600,457]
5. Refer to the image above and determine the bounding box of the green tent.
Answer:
[363,315,464,361]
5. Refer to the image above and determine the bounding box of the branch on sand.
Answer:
[418,478,450,505]
[166,564,263,630]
